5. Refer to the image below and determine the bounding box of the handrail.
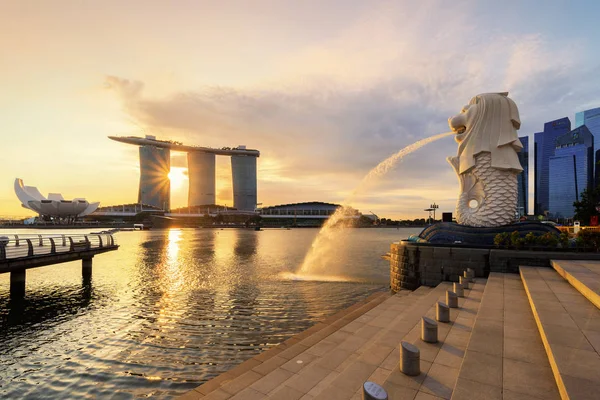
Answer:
[0,233,117,261]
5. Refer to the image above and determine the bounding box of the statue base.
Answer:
[416,222,561,246]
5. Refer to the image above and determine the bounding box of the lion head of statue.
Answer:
[447,92,523,174]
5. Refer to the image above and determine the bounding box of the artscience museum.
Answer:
[14,178,100,218]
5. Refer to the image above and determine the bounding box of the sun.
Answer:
[168,167,188,189]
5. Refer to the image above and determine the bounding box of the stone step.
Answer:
[178,290,393,400]
[246,283,453,400]
[451,272,560,400]
[551,260,600,310]
[268,284,451,399]
[371,279,484,400]
[520,266,600,400]
[314,280,480,399]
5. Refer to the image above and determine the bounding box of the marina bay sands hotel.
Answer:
[109,135,259,211]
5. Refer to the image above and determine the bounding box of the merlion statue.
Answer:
[447,92,523,227]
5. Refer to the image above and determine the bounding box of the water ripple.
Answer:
[0,227,421,398]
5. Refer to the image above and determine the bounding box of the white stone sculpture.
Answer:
[447,92,523,227]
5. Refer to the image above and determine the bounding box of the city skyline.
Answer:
[2,1,600,219]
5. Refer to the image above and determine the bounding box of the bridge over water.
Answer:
[0,233,118,298]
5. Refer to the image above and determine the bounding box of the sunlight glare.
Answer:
[168,167,188,189]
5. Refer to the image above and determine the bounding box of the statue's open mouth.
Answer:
[454,126,466,134]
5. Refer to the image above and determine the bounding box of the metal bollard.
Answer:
[467,268,475,282]
[400,341,420,376]
[421,316,438,343]
[436,302,450,323]
[363,381,388,400]
[459,275,470,290]
[446,290,458,308]
[453,282,464,297]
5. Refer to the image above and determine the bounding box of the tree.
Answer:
[573,185,600,225]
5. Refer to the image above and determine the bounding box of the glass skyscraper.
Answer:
[534,117,571,215]
[575,107,600,184]
[517,136,529,215]
[548,126,594,219]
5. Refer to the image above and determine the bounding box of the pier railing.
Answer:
[0,234,117,261]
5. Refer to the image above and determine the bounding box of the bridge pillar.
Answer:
[10,270,26,299]
[82,257,93,279]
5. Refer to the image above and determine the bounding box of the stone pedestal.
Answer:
[421,316,438,343]
[446,290,458,308]
[436,302,450,323]
[453,282,464,297]
[363,381,388,400]
[400,341,420,376]
[459,276,470,289]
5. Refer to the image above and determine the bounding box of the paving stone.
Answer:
[281,352,318,374]
[542,324,596,351]
[432,343,465,369]
[201,389,232,400]
[455,350,502,388]
[502,388,558,400]
[195,372,235,395]
[452,377,502,400]
[307,370,339,397]
[385,360,432,390]
[560,374,600,400]
[358,344,394,366]
[221,370,263,395]
[551,345,600,382]
[253,356,288,375]
[268,385,304,400]
[330,360,377,393]
[366,367,392,386]
[414,391,444,400]
[250,368,294,395]
[503,336,549,365]
[502,358,560,399]
[312,382,356,400]
[230,387,265,400]
[305,340,337,357]
[284,364,331,394]
[177,389,205,400]
[381,381,418,399]
[419,362,459,399]
[314,348,353,371]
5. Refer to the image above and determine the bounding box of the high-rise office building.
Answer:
[548,126,594,219]
[517,136,529,215]
[575,107,600,184]
[534,117,571,215]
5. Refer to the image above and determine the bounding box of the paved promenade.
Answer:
[179,260,600,399]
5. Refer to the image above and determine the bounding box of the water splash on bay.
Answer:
[296,131,454,279]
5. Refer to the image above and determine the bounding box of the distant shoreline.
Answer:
[0,224,427,230]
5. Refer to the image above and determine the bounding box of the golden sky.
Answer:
[2,1,599,219]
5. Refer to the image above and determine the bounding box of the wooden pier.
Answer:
[0,233,119,298]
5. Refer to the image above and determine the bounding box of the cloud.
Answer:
[104,1,600,217]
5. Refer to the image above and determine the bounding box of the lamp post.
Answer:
[430,203,439,222]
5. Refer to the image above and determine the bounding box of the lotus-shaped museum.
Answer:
[14,178,100,217]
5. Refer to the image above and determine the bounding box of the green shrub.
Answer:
[577,229,600,250]
[494,232,510,247]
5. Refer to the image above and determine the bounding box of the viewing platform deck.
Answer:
[178,260,600,400]
[0,233,118,298]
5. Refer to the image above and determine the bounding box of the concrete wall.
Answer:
[389,241,600,292]
[187,152,216,207]
[138,146,170,210]
[231,155,257,211]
